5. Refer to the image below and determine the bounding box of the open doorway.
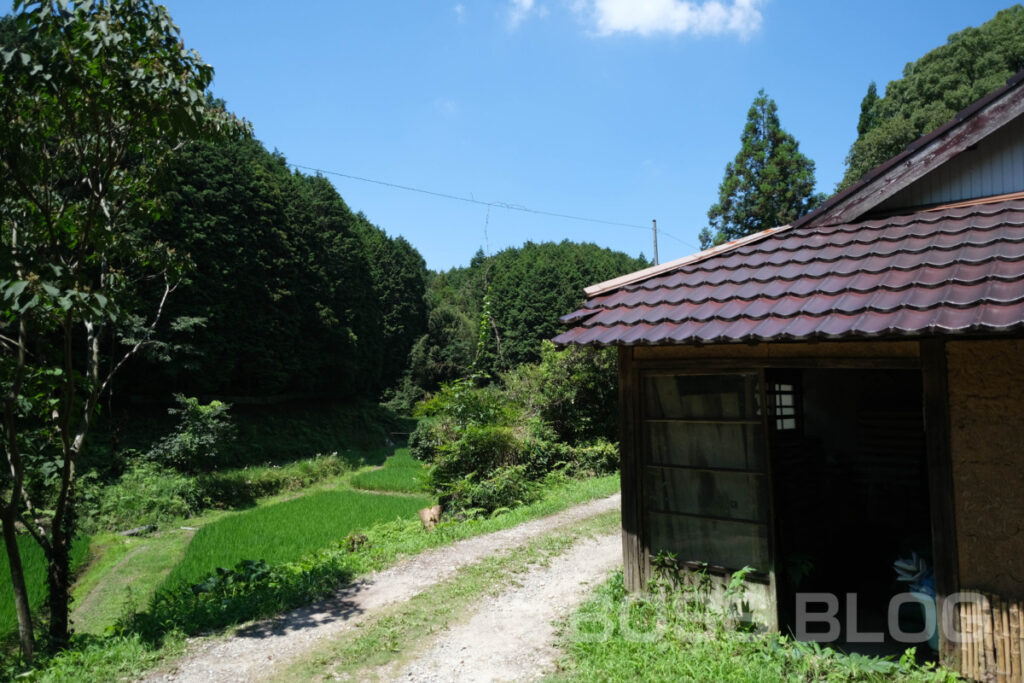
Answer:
[769,368,935,659]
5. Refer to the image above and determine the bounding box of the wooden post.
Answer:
[618,346,645,591]
[921,339,961,669]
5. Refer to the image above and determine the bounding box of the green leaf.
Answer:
[4,280,29,300]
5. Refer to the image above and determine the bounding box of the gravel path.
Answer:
[381,531,620,682]
[143,493,620,683]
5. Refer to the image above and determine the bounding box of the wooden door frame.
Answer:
[617,344,957,654]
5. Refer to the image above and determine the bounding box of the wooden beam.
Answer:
[618,346,645,591]
[921,339,961,669]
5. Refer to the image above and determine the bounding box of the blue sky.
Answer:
[157,0,1019,271]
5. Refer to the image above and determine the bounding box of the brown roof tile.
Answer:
[553,198,1024,347]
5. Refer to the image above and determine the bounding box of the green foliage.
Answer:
[90,462,201,531]
[699,90,822,249]
[0,536,90,641]
[415,379,514,427]
[841,5,1024,188]
[145,396,235,472]
[162,489,429,590]
[134,138,426,399]
[443,465,541,512]
[350,449,429,494]
[411,346,621,513]
[503,342,618,444]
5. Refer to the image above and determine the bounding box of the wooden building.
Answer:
[555,73,1024,680]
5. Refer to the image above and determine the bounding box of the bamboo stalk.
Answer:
[1010,598,1021,682]
[984,593,995,682]
[974,598,983,683]
[995,595,1004,683]
[971,594,981,681]
[964,597,975,681]
[1000,597,1012,683]
[997,595,1008,683]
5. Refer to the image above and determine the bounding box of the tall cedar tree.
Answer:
[841,5,1024,189]
[699,90,821,249]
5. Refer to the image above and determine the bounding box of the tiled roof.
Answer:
[553,198,1024,346]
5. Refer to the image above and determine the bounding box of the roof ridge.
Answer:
[582,224,791,297]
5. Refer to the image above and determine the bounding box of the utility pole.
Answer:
[652,219,659,265]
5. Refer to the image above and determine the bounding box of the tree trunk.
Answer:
[46,521,71,648]
[1,507,35,661]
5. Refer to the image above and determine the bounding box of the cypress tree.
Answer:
[699,90,822,249]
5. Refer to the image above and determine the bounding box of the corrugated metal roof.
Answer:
[553,198,1024,347]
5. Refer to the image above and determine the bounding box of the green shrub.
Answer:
[146,395,236,472]
[431,424,520,488]
[443,465,540,512]
[89,461,201,531]
[503,342,618,444]
[414,379,512,427]
[564,438,619,476]
[408,417,456,462]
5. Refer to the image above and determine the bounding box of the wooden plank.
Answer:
[618,346,645,592]
[921,339,961,668]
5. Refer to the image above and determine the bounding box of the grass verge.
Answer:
[275,509,621,681]
[552,572,959,682]
[350,448,428,494]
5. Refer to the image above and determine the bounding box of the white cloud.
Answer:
[453,4,465,23]
[507,0,536,29]
[578,0,763,39]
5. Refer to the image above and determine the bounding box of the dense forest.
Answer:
[107,131,647,406]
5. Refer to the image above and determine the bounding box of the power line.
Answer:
[288,162,700,252]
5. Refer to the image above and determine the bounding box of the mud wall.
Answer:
[947,339,1024,597]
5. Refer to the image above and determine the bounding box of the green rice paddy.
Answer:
[163,488,430,589]
[349,449,429,494]
[0,535,90,639]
